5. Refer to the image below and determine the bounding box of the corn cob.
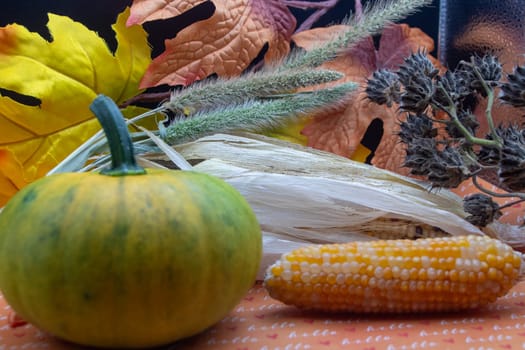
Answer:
[263,235,523,313]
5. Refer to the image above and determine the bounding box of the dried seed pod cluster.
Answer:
[365,52,525,227]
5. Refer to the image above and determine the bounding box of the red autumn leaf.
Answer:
[293,23,439,174]
[129,0,296,88]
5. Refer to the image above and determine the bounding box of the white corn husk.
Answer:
[172,132,480,235]
[139,133,525,279]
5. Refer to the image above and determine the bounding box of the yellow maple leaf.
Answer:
[128,0,296,87]
[0,8,151,206]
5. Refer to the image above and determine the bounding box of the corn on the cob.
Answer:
[263,235,523,313]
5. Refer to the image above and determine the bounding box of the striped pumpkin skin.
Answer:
[0,169,262,348]
[264,236,523,313]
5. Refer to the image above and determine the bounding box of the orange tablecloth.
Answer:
[3,281,525,350]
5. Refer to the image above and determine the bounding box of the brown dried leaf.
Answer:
[131,0,296,87]
[127,0,206,25]
[293,24,438,172]
[376,23,437,69]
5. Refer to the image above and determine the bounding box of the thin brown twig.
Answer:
[355,0,363,21]
[282,0,342,33]
[282,0,340,9]
[120,92,171,108]
[472,175,525,200]
[498,198,525,211]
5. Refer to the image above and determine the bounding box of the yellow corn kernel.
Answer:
[263,236,523,313]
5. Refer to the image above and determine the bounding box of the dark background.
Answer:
[0,0,441,58]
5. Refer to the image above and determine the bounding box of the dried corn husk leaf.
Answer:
[139,133,525,278]
[168,132,480,237]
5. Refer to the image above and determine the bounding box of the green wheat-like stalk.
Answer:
[284,0,433,70]
[163,69,344,116]
[157,0,432,145]
[162,83,357,144]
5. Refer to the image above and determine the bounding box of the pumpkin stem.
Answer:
[90,95,146,176]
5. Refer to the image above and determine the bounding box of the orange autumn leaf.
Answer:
[292,23,438,174]
[0,8,151,206]
[127,0,203,24]
[129,0,296,87]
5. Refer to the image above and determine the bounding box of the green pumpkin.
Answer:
[0,95,262,348]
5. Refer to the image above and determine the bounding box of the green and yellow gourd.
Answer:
[0,95,262,348]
